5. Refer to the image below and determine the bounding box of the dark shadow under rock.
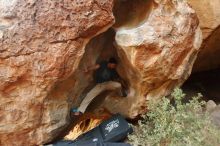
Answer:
[182,68,220,104]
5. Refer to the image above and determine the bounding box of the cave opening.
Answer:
[69,28,128,115]
[51,27,128,142]
[48,0,154,142]
[66,0,154,117]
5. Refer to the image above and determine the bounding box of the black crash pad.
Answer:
[50,141,131,146]
[74,114,133,144]
[47,114,133,146]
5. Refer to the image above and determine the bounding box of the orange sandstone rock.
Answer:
[0,0,201,145]
[188,0,220,72]
[0,0,114,145]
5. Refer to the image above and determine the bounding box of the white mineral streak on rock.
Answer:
[103,0,202,118]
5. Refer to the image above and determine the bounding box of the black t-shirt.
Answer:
[95,61,119,83]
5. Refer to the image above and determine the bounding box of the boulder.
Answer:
[0,0,202,145]
[206,100,217,112]
[0,0,114,145]
[210,105,220,128]
[103,0,202,118]
[188,0,220,72]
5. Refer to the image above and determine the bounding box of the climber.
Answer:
[84,57,127,94]
[85,57,127,96]
[85,57,119,83]
[70,57,127,117]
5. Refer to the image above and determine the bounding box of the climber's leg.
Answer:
[78,81,122,113]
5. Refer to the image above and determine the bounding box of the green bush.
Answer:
[128,88,220,146]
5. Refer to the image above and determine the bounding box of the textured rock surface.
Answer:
[0,0,201,145]
[206,101,220,128]
[103,0,202,118]
[210,105,220,128]
[188,0,220,72]
[206,100,217,112]
[0,0,114,145]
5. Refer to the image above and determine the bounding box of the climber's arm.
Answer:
[84,64,100,73]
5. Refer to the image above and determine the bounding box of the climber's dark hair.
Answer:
[108,57,117,64]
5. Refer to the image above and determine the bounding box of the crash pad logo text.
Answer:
[105,119,120,133]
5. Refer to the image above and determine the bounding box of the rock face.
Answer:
[0,0,114,145]
[0,0,201,145]
[188,0,220,72]
[103,0,202,118]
